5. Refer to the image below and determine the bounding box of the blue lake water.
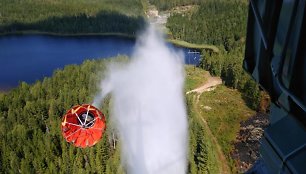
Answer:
[0,34,200,89]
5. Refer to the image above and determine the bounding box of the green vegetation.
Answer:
[0,0,263,173]
[187,94,221,173]
[201,45,261,110]
[0,57,125,173]
[166,0,261,110]
[185,67,255,173]
[185,65,208,91]
[186,74,223,173]
[0,0,146,35]
[168,39,219,53]
[149,0,200,11]
[165,1,260,171]
[199,85,255,172]
[0,57,254,173]
[167,0,247,50]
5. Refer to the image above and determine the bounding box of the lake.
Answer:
[0,34,200,90]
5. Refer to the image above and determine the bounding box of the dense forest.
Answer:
[0,58,246,173]
[166,0,260,109]
[0,58,118,173]
[167,0,247,49]
[149,0,200,11]
[0,0,263,173]
[0,0,146,35]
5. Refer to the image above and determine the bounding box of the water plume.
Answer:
[93,25,188,174]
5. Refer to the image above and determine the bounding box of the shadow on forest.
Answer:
[0,11,145,35]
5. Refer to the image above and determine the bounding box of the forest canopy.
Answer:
[0,58,254,173]
[0,0,146,35]
[0,0,262,173]
[166,0,248,51]
[0,57,125,173]
[165,0,260,110]
[149,0,201,11]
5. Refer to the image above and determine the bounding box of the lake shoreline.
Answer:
[167,39,219,53]
[0,31,136,39]
[0,34,201,91]
[0,31,218,51]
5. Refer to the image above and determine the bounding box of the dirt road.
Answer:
[187,75,230,174]
[186,76,222,94]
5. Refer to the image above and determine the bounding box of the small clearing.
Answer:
[186,76,222,95]
[187,73,230,174]
[146,5,169,32]
[146,4,197,32]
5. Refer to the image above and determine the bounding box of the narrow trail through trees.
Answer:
[187,75,230,174]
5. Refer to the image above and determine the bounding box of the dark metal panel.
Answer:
[244,0,306,173]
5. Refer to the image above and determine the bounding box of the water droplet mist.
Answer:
[93,26,188,174]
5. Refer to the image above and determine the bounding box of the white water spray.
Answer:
[93,26,188,174]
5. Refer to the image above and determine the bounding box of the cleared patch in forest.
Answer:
[199,85,255,172]
[184,65,209,91]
